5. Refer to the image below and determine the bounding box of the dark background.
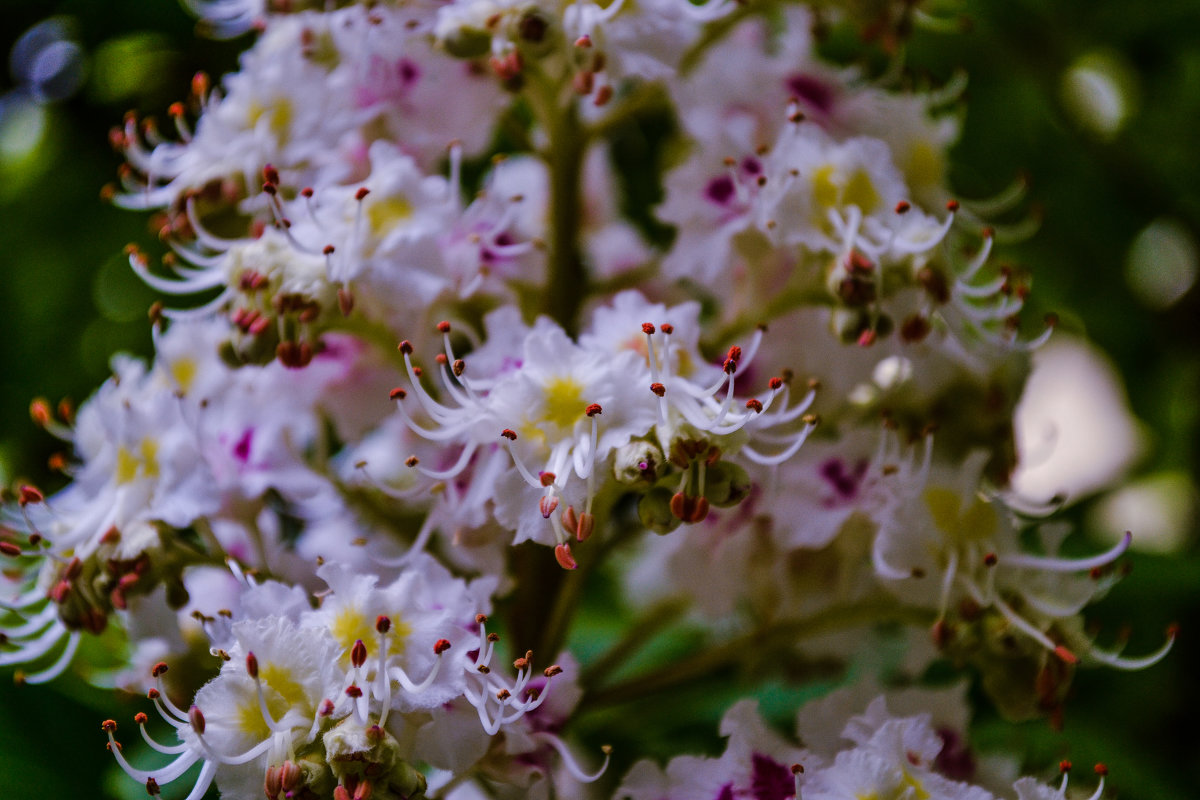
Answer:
[0,2,1196,798]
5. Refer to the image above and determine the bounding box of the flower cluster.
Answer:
[0,0,1174,798]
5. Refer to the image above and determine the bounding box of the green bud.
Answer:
[639,486,682,534]
[442,27,492,59]
[705,461,752,508]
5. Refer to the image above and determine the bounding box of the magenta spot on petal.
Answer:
[233,429,254,463]
[819,458,868,503]
[935,728,976,781]
[786,73,835,114]
[715,783,735,800]
[750,753,795,800]
[741,156,762,176]
[397,58,420,86]
[705,174,736,206]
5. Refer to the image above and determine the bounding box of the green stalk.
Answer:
[578,600,934,710]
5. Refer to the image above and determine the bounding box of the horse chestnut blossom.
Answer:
[0,0,1177,798]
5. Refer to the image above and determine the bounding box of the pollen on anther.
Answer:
[151,662,169,678]
[895,201,911,214]
[487,632,500,643]
[323,244,336,255]
[434,638,452,654]
[585,403,603,417]
[390,387,407,400]
[544,664,563,677]
[983,553,998,567]
[355,187,371,201]
[101,719,118,733]
[539,471,556,487]
[650,382,666,397]
[1059,761,1072,774]
[345,685,363,698]
[642,323,655,335]
[501,429,518,441]
[791,764,804,775]
[398,340,414,354]
[745,398,764,413]
[946,199,960,212]
[376,615,391,634]
[660,323,674,334]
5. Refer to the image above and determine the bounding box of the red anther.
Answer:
[1044,312,1059,327]
[726,345,742,363]
[576,511,594,542]
[436,320,452,333]
[500,429,518,441]
[264,765,283,799]
[301,187,314,198]
[18,485,44,506]
[573,70,595,96]
[151,662,169,678]
[931,619,953,649]
[857,329,877,347]
[650,382,666,397]
[322,244,336,256]
[981,226,995,239]
[279,760,303,792]
[791,764,804,775]
[100,183,117,202]
[413,366,423,377]
[248,315,271,336]
[847,250,874,274]
[1094,764,1109,777]
[398,340,413,355]
[0,542,21,558]
[262,182,277,196]
[453,359,466,376]
[723,358,737,374]
[660,323,674,334]
[894,201,911,214]
[1167,622,1180,639]
[539,471,556,487]
[554,543,578,570]
[246,652,259,679]
[539,495,559,519]
[769,377,784,390]
[544,664,563,677]
[435,353,448,365]
[641,322,656,335]
[900,314,931,343]
[133,712,149,725]
[1059,761,1072,774]
[487,632,500,643]
[389,387,407,400]
[496,688,512,701]
[669,492,709,523]
[1053,645,1079,665]
[345,685,363,698]
[745,398,764,413]
[351,639,368,668]
[375,615,391,634]
[475,614,489,624]
[945,199,960,212]
[355,187,370,201]
[334,786,352,800]
[319,699,335,716]
[561,505,579,535]
[585,403,603,417]
[983,552,998,567]
[146,776,161,796]
[263,164,280,185]
[147,688,160,700]
[191,71,210,99]
[434,638,452,655]
[188,706,206,734]
[338,287,354,316]
[101,719,118,733]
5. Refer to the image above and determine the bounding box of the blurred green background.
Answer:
[0,1,1196,798]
